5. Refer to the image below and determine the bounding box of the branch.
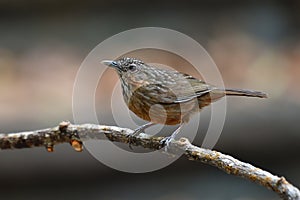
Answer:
[0,122,299,200]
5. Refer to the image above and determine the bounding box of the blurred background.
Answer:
[0,0,300,199]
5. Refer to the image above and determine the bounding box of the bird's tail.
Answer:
[224,88,267,98]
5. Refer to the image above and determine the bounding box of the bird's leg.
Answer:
[132,122,156,136]
[160,123,184,150]
[127,122,156,149]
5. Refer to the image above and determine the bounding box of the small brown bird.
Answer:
[102,57,267,146]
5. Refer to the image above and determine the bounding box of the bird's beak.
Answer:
[101,60,120,70]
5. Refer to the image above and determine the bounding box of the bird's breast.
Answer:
[126,88,198,125]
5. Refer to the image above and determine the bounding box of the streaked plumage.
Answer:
[103,57,267,125]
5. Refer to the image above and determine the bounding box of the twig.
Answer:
[0,122,299,200]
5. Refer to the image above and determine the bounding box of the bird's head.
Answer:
[101,57,154,88]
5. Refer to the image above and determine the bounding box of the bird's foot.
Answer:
[160,135,175,151]
[127,129,143,150]
[127,122,156,150]
[160,123,184,151]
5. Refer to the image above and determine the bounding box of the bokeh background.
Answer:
[0,0,300,199]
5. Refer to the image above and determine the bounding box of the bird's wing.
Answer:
[132,83,181,104]
[134,73,215,104]
[180,73,215,97]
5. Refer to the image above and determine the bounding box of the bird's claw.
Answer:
[127,133,138,150]
[126,129,142,150]
[160,136,175,151]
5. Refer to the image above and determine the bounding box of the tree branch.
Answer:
[0,122,299,200]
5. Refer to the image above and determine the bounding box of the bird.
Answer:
[101,57,267,147]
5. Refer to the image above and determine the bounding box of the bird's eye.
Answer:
[128,64,137,72]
